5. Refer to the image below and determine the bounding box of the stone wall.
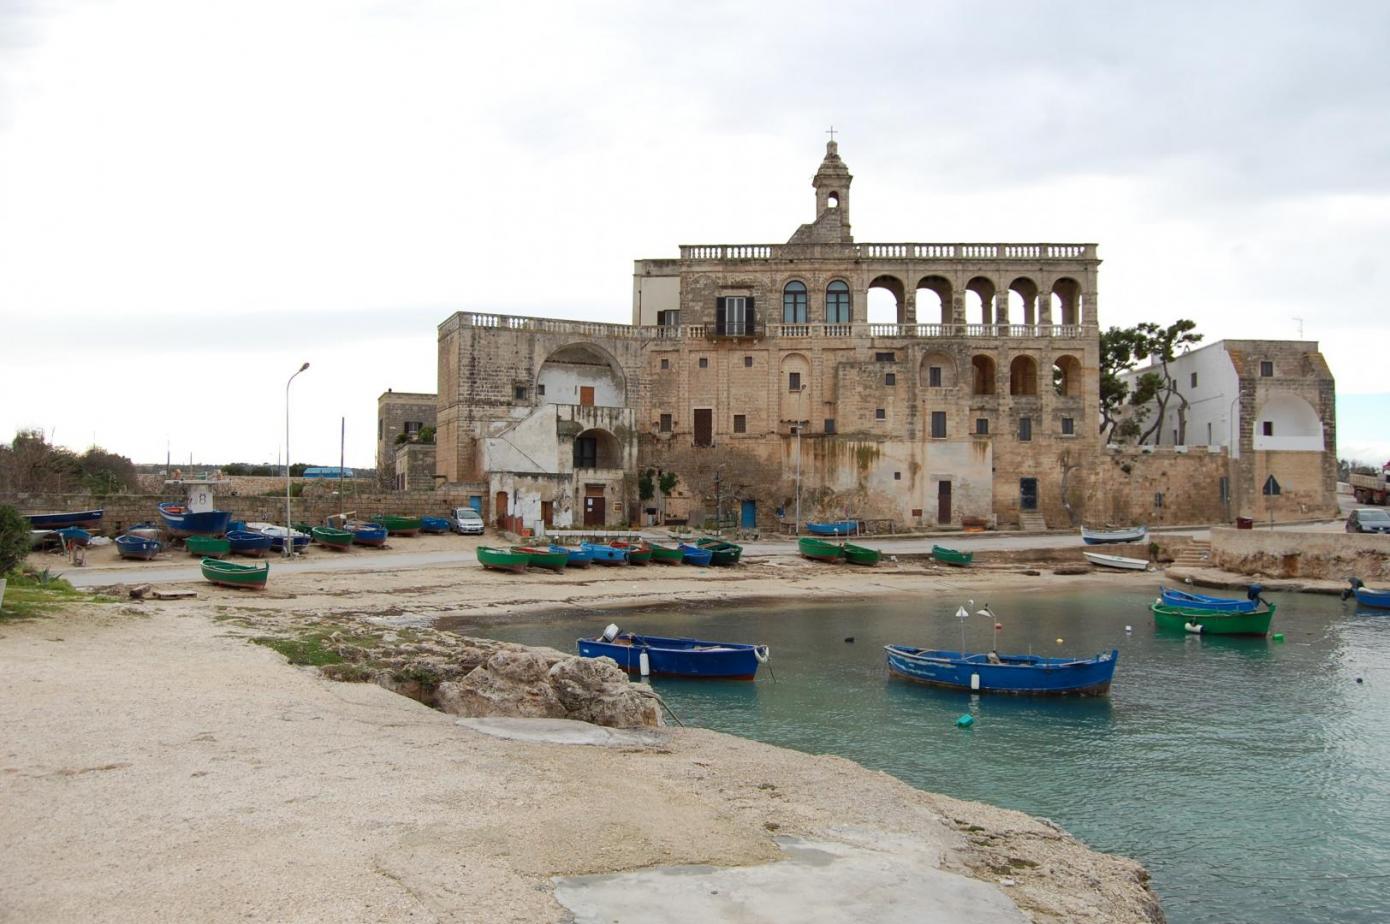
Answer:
[135,474,377,497]
[1088,446,1231,527]
[1210,527,1389,580]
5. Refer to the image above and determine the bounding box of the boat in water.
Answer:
[1150,601,1275,636]
[201,558,269,589]
[1081,525,1148,545]
[1084,551,1149,571]
[115,534,161,561]
[885,645,1118,695]
[1159,584,1263,613]
[23,509,103,530]
[578,625,769,680]
[1343,578,1390,610]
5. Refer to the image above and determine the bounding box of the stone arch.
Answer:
[867,274,906,325]
[1253,393,1324,451]
[920,351,957,389]
[572,427,622,469]
[1009,355,1039,396]
[1051,277,1082,327]
[1008,277,1040,326]
[1053,354,1083,397]
[971,355,996,396]
[781,279,808,323]
[825,279,852,324]
[779,352,813,422]
[965,276,997,325]
[538,342,627,407]
[916,275,953,325]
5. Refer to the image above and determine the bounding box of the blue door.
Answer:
[468,496,483,513]
[740,499,757,529]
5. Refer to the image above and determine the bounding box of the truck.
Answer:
[1349,464,1390,505]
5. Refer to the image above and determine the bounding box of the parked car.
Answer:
[1346,508,1390,534]
[449,506,485,535]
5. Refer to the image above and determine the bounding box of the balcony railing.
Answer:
[678,242,1096,262]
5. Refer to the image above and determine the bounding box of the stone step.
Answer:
[1018,512,1048,532]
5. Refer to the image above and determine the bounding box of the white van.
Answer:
[449,507,485,535]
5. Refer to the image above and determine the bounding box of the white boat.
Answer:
[1081,525,1148,545]
[1084,551,1150,571]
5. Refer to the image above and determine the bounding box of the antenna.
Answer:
[1292,317,1304,339]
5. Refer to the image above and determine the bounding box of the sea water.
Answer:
[439,587,1390,924]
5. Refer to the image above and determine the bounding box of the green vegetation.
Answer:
[0,504,28,575]
[0,566,115,621]
[0,429,139,494]
[1098,320,1203,445]
[252,635,345,667]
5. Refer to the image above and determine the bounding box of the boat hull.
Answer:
[582,543,629,565]
[185,535,230,558]
[931,545,973,567]
[477,546,530,573]
[344,522,388,546]
[805,521,858,536]
[885,646,1118,696]
[373,515,422,536]
[226,530,274,557]
[550,545,593,568]
[200,558,269,589]
[1151,602,1274,636]
[798,537,843,562]
[311,526,355,549]
[1353,587,1390,610]
[578,634,766,680]
[648,543,684,564]
[1084,552,1149,571]
[1159,586,1258,612]
[419,516,451,534]
[678,544,713,566]
[1081,526,1148,545]
[25,509,103,530]
[843,542,880,566]
[158,503,231,538]
[513,546,569,571]
[115,535,161,560]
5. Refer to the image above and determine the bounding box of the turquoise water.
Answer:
[439,588,1390,924]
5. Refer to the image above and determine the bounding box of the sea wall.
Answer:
[1210,527,1390,580]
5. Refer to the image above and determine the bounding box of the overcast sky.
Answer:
[1,0,1387,468]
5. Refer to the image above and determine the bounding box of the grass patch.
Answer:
[1,568,116,621]
[321,663,376,682]
[252,635,345,667]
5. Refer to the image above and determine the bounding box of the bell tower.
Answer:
[788,135,854,245]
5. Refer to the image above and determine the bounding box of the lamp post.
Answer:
[285,362,310,558]
[794,384,808,534]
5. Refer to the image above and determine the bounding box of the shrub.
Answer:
[0,505,28,575]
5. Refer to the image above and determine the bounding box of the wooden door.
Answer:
[693,408,712,447]
[1020,478,1038,511]
[495,491,508,526]
[583,496,606,527]
[541,500,554,528]
[937,481,952,524]
[579,386,595,407]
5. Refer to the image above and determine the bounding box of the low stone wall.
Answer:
[1210,527,1390,580]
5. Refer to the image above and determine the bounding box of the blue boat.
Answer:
[419,515,451,534]
[56,526,91,547]
[226,529,275,557]
[158,502,231,538]
[582,542,629,565]
[24,508,104,530]
[678,543,713,566]
[550,544,593,568]
[248,524,311,553]
[1159,584,1263,613]
[578,629,769,680]
[805,520,859,536]
[115,534,161,561]
[1344,578,1390,610]
[344,521,388,547]
[885,645,1118,696]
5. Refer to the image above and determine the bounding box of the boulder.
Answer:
[548,656,662,728]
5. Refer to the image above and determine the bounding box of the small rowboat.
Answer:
[648,542,685,565]
[226,529,274,558]
[419,515,451,534]
[678,543,713,566]
[158,502,231,538]
[373,515,422,537]
[512,545,569,572]
[201,557,269,589]
[1081,525,1148,545]
[582,542,629,566]
[1343,579,1390,610]
[1084,551,1149,571]
[344,521,388,547]
[249,524,310,553]
[805,520,858,536]
[115,534,161,561]
[931,545,973,567]
[56,527,91,548]
[549,544,592,568]
[885,645,1118,696]
[476,545,530,574]
[24,509,104,530]
[186,535,230,559]
[843,542,881,566]
[1159,585,1262,613]
[29,529,59,549]
[611,540,653,565]
[311,526,355,550]
[126,522,163,542]
[578,628,769,680]
[696,538,741,566]
[798,536,843,562]
[1151,601,1275,636]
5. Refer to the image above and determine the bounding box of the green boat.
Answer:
[843,542,881,566]
[611,541,653,565]
[373,515,422,536]
[311,526,354,550]
[1151,602,1275,637]
[512,545,569,572]
[186,535,231,559]
[697,537,742,566]
[799,537,844,562]
[931,544,973,567]
[200,557,269,589]
[649,542,685,564]
[476,545,530,574]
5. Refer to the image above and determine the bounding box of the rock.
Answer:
[128,584,151,600]
[1052,566,1091,575]
[435,650,567,720]
[548,657,662,728]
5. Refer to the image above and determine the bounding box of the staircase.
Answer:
[1171,540,1212,569]
[1018,512,1048,532]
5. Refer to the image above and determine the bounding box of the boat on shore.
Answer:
[115,534,161,561]
[201,557,269,589]
[549,544,592,568]
[1159,585,1262,613]
[1150,601,1275,636]
[805,520,858,537]
[512,545,569,572]
[126,522,163,542]
[798,536,843,562]
[611,540,653,565]
[696,537,742,566]
[885,645,1118,695]
[1081,524,1148,545]
[24,509,103,530]
[1344,578,1390,610]
[226,529,274,558]
[56,527,91,548]
[843,542,881,566]
[311,525,355,550]
[419,515,451,534]
[931,545,973,567]
[247,523,311,553]
[1084,551,1149,571]
[476,545,530,574]
[158,502,231,538]
[578,626,769,680]
[583,543,629,566]
[648,542,685,565]
[373,515,422,537]
[185,535,230,558]
[678,543,713,566]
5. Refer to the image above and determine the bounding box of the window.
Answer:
[657,309,679,327]
[826,281,851,323]
[975,418,989,435]
[377,418,383,439]
[698,357,708,369]
[1190,371,1199,388]
[885,372,896,386]
[1061,416,1075,435]
[875,352,896,363]
[573,437,598,469]
[733,414,747,434]
[716,296,754,336]
[894,471,902,480]
[659,414,672,433]
[660,358,669,370]
[788,371,802,392]
[537,384,545,396]
[875,408,886,421]
[744,356,753,367]
[824,419,836,434]
[1154,492,1165,509]
[1260,361,1274,377]
[404,421,422,437]
[1018,417,1032,441]
[514,385,528,400]
[782,281,807,323]
[931,411,947,438]
[928,366,942,387]
[1262,421,1274,436]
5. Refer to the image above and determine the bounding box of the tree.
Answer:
[1098,327,1150,442]
[638,469,655,503]
[0,504,28,576]
[1132,320,1203,445]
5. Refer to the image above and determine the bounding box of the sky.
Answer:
[1,0,1387,469]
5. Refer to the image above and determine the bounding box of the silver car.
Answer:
[1346,508,1390,534]
[450,507,485,535]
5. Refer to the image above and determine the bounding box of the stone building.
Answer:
[434,142,1108,531]
[377,390,437,489]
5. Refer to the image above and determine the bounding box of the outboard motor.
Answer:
[1246,583,1264,601]
[601,623,621,642]
[1341,577,1363,601]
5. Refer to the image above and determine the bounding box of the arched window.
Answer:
[1053,355,1082,397]
[971,356,996,396]
[826,280,851,324]
[782,281,807,323]
[1009,356,1039,396]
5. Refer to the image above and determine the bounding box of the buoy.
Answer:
[955,714,974,728]
[970,672,980,691]
[1055,638,1064,644]
[1356,677,1363,684]
[639,650,650,677]
[1185,622,1203,634]
[1125,625,1133,633]
[994,623,1003,630]
[1272,633,1284,642]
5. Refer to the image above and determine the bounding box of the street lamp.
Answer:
[285,362,310,558]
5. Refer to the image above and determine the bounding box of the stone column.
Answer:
[994,291,1009,329]
[903,288,917,325]
[1038,281,1053,325]
[952,293,966,326]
